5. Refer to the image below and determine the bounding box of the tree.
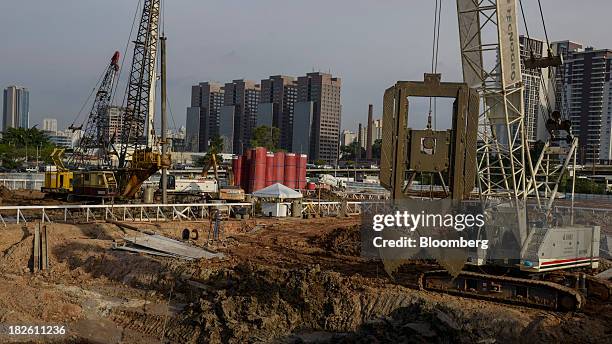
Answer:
[0,127,55,168]
[340,141,365,161]
[314,159,327,167]
[372,139,382,161]
[559,173,606,195]
[196,136,224,168]
[250,125,280,151]
[2,127,50,148]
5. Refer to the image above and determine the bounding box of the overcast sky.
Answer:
[0,0,610,133]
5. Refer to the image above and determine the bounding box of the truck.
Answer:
[162,175,245,202]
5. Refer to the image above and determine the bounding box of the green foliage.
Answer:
[372,139,382,160]
[250,126,280,151]
[573,178,606,194]
[196,135,224,168]
[1,127,50,148]
[313,159,327,166]
[193,156,207,167]
[340,141,365,161]
[0,127,56,168]
[560,173,606,194]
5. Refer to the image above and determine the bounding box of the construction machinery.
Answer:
[42,50,121,199]
[204,153,246,201]
[43,0,170,201]
[71,51,121,167]
[162,152,245,202]
[379,0,606,310]
[116,0,170,198]
[42,148,73,197]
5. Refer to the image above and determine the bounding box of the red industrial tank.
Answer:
[284,153,297,189]
[232,156,243,187]
[265,153,274,187]
[250,147,267,192]
[274,152,285,185]
[242,149,253,192]
[296,154,308,189]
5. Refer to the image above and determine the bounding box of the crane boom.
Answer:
[70,51,120,167]
[457,0,526,204]
[115,0,170,198]
[44,0,169,200]
[118,0,161,168]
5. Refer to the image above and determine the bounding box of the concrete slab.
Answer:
[122,234,223,260]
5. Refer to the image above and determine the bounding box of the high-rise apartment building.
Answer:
[259,75,297,150]
[562,47,612,163]
[106,106,133,143]
[551,40,583,116]
[340,129,356,147]
[373,119,383,141]
[358,124,367,149]
[3,86,29,131]
[185,108,200,152]
[220,80,260,154]
[186,82,224,152]
[294,72,342,164]
[42,118,58,133]
[519,36,552,142]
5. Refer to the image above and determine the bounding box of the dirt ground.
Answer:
[0,214,609,344]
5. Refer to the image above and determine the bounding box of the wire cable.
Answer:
[166,93,178,133]
[519,0,531,42]
[433,0,442,129]
[161,0,166,35]
[537,0,550,46]
[434,0,442,74]
[113,0,142,108]
[519,0,560,123]
[430,0,439,75]
[428,0,442,129]
[70,66,107,129]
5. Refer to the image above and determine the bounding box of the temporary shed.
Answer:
[252,183,302,217]
[252,183,303,199]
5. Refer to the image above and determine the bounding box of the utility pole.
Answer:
[161,34,168,204]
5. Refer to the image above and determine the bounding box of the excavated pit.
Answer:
[0,218,609,343]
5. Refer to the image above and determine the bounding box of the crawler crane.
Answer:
[380,0,607,310]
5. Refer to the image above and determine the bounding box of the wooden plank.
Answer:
[41,225,48,271]
[33,224,40,272]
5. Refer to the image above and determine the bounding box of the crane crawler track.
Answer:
[417,270,584,311]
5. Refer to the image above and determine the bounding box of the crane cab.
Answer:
[72,171,118,198]
[42,170,74,194]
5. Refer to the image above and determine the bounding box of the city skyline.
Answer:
[1,1,610,133]
[188,72,342,164]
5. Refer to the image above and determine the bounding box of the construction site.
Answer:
[1,0,612,343]
[0,189,609,343]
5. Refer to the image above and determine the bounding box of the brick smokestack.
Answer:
[357,123,363,161]
[366,104,373,160]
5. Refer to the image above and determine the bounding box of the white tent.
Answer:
[252,183,303,199]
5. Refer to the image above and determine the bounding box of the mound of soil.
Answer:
[311,226,361,256]
[180,263,549,344]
